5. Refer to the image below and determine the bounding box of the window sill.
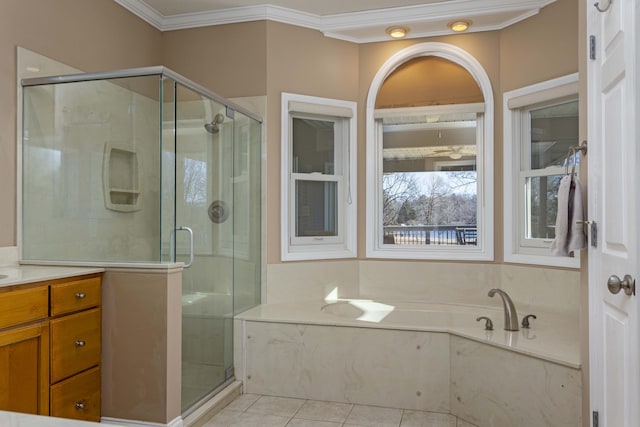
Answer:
[504,251,580,268]
[366,246,493,261]
[282,247,357,262]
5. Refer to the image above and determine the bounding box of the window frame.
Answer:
[281,92,357,261]
[365,42,494,261]
[503,73,580,268]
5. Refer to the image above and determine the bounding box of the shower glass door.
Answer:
[173,85,235,412]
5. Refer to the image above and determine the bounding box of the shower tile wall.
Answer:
[22,77,161,262]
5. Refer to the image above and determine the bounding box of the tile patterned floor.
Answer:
[204,394,479,427]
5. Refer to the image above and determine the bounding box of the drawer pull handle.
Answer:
[75,292,86,299]
[75,340,86,347]
[75,401,85,410]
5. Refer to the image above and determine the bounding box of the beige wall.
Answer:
[101,268,182,424]
[161,21,268,99]
[0,0,163,247]
[376,56,485,108]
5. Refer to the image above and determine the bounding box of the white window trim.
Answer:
[503,73,580,268]
[281,92,357,261]
[365,42,494,261]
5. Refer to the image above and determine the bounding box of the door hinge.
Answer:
[577,220,598,247]
[592,410,599,427]
[590,35,597,60]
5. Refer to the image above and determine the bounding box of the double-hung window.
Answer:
[504,73,580,267]
[281,93,357,261]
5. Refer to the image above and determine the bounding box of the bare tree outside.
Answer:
[382,173,419,225]
[383,171,478,245]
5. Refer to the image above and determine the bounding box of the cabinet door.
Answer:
[0,322,49,415]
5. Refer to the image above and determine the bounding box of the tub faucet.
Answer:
[488,288,519,331]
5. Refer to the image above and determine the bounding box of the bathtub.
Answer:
[235,299,582,427]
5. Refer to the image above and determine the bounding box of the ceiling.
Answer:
[114,0,557,43]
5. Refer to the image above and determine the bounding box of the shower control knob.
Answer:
[607,274,636,296]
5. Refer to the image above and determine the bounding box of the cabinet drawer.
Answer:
[50,366,100,422]
[50,276,101,316]
[50,309,101,383]
[0,286,48,329]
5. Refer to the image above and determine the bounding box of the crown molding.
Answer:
[113,0,164,29]
[114,0,557,42]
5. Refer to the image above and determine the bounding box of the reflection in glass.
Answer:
[292,118,336,174]
[529,100,579,169]
[525,175,563,240]
[295,180,337,237]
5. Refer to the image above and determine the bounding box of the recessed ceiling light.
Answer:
[448,20,472,32]
[386,26,409,39]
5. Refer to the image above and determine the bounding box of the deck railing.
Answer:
[383,225,477,246]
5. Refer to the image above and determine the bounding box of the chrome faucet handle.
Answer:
[476,316,493,331]
[521,314,537,329]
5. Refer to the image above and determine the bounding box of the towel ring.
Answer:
[594,0,612,12]
[564,141,588,176]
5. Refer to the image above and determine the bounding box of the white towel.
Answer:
[551,174,587,257]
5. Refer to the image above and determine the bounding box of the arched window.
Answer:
[365,42,494,260]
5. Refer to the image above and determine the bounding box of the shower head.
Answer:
[204,113,225,134]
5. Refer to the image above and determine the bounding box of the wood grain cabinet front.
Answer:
[0,273,102,422]
[50,308,101,383]
[0,321,49,415]
[50,366,101,422]
[0,286,48,329]
[48,274,102,422]
[50,276,101,317]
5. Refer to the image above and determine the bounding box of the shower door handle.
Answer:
[176,226,194,268]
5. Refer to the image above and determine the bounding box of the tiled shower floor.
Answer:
[204,394,479,427]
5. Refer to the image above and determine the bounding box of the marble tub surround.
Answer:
[206,394,479,427]
[266,260,581,324]
[266,261,359,304]
[243,321,451,412]
[236,301,580,368]
[450,336,582,427]
[234,302,581,427]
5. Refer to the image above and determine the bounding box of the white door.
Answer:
[588,0,639,426]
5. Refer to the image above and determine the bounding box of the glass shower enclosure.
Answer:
[21,67,262,414]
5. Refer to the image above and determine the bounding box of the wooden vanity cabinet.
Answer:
[48,274,102,422]
[0,285,50,415]
[0,273,101,422]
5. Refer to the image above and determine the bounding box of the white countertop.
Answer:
[0,265,104,289]
[237,300,582,369]
[0,411,117,426]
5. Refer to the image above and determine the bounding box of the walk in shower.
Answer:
[21,67,262,414]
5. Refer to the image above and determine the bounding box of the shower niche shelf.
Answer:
[103,143,142,212]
